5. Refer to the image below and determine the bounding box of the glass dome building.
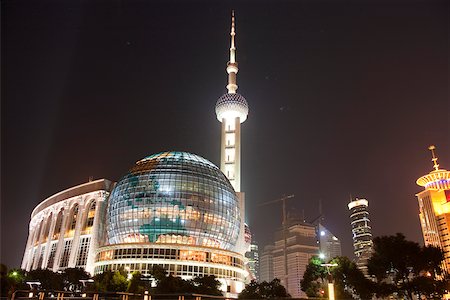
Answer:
[94,152,247,294]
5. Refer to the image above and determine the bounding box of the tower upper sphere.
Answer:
[215,10,249,124]
[216,93,249,123]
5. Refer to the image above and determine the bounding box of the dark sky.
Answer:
[2,0,449,268]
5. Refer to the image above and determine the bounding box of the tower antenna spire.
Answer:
[429,145,440,171]
[226,10,239,94]
[230,10,236,63]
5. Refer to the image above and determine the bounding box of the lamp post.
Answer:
[320,263,338,300]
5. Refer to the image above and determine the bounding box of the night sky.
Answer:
[2,0,449,268]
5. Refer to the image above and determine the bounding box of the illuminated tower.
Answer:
[215,11,249,193]
[215,11,249,255]
[348,197,373,272]
[416,145,450,273]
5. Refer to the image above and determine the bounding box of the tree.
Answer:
[1,265,27,297]
[127,271,146,294]
[26,268,64,290]
[301,256,374,299]
[238,280,260,299]
[300,256,327,297]
[239,279,290,299]
[367,233,447,299]
[191,275,222,296]
[93,270,127,292]
[62,268,90,291]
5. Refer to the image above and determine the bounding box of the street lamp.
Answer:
[320,263,338,300]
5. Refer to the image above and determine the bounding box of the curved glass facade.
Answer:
[107,152,241,250]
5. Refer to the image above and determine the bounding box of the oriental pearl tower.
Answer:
[215,11,249,255]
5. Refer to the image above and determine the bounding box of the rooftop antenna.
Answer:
[429,145,440,171]
[226,10,238,94]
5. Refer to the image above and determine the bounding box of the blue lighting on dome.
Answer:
[107,151,241,250]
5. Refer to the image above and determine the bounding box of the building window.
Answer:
[76,237,91,267]
[82,201,96,235]
[47,242,57,269]
[66,205,79,238]
[60,239,73,268]
[52,210,64,240]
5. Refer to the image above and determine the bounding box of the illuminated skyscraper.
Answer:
[416,145,450,273]
[318,224,342,261]
[215,11,249,255]
[348,197,373,272]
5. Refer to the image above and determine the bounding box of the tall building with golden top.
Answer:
[416,145,450,273]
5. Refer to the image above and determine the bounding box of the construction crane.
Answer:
[259,194,295,225]
[259,194,295,292]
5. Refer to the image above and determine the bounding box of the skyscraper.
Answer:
[259,217,319,298]
[318,224,342,261]
[215,11,249,256]
[416,145,450,273]
[348,197,373,272]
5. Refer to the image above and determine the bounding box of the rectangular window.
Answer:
[47,242,57,269]
[76,237,91,267]
[60,239,73,268]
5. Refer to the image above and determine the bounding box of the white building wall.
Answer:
[21,179,114,274]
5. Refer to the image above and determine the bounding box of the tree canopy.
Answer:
[300,256,373,299]
[239,279,290,299]
[368,233,447,299]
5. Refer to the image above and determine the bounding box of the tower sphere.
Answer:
[106,151,241,250]
[215,93,249,123]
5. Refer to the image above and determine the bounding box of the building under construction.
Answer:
[259,216,318,298]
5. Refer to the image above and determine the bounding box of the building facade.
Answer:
[318,224,342,261]
[259,220,319,298]
[22,152,248,296]
[95,152,247,296]
[348,197,373,272]
[21,179,114,274]
[416,146,450,274]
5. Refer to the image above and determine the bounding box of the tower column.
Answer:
[234,117,241,192]
[221,120,227,172]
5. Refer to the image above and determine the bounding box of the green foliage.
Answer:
[93,270,127,292]
[238,280,260,299]
[190,275,222,295]
[300,256,374,299]
[367,233,447,299]
[26,268,64,290]
[127,271,146,293]
[62,268,90,291]
[239,279,290,299]
[1,265,28,297]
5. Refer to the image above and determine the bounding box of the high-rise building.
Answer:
[259,245,274,283]
[243,224,259,281]
[259,218,319,298]
[318,224,342,261]
[245,242,260,282]
[348,197,373,272]
[416,145,450,273]
[215,11,249,256]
